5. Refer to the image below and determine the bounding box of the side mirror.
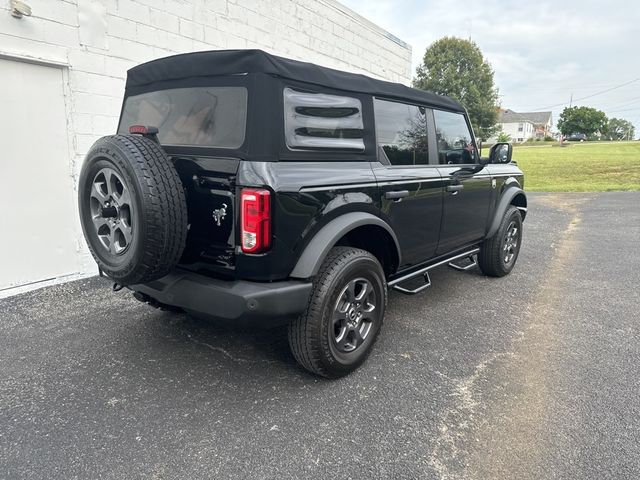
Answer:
[489,142,513,164]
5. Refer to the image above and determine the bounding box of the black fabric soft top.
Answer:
[125,49,465,113]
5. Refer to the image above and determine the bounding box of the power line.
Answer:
[607,106,640,114]
[525,77,640,111]
[601,95,640,111]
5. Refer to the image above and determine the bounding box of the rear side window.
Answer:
[374,98,428,166]
[433,110,478,164]
[119,87,248,148]
[283,88,364,151]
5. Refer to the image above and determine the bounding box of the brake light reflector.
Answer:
[129,125,159,135]
[129,125,149,134]
[241,189,271,253]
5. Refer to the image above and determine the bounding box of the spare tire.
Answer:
[78,134,188,285]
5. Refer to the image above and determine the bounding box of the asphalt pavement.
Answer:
[1,192,638,479]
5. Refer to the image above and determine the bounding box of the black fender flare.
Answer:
[289,212,401,279]
[487,186,527,238]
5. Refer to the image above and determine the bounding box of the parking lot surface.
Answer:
[1,192,639,479]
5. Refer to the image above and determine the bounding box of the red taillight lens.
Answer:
[129,125,159,135]
[241,188,271,253]
[129,125,149,134]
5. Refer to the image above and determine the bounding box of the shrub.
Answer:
[496,131,511,143]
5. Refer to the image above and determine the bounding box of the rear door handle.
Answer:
[385,190,409,201]
[446,184,464,194]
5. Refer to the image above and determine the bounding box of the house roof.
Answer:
[499,110,552,125]
[125,49,464,113]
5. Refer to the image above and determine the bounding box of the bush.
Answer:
[496,132,511,143]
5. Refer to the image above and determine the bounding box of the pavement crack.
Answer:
[183,332,282,365]
[183,332,252,363]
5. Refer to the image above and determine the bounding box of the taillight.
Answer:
[240,188,271,253]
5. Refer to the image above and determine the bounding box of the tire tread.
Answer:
[80,135,188,285]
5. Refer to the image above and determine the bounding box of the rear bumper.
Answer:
[131,270,312,327]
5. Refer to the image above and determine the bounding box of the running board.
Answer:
[448,253,478,271]
[389,248,480,295]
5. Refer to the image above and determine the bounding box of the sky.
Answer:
[340,0,640,134]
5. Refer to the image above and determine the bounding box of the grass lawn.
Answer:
[507,141,640,192]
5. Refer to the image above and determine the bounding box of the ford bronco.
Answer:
[78,50,526,378]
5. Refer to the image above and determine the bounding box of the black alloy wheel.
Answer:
[331,277,377,353]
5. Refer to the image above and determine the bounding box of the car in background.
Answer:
[566,133,587,141]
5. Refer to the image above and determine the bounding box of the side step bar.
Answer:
[448,253,478,271]
[389,248,480,295]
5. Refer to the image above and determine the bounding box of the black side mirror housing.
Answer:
[489,142,513,164]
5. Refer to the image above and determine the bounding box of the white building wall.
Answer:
[0,0,412,294]
[499,121,535,143]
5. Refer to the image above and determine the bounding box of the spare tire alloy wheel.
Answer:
[90,168,133,256]
[79,135,188,286]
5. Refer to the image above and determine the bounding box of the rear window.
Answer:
[118,87,248,148]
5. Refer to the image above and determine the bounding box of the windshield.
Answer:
[118,86,248,148]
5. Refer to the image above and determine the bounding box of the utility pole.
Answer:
[569,93,573,107]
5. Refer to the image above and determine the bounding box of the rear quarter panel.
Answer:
[236,160,381,281]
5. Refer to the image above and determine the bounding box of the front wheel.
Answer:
[478,206,523,277]
[288,247,387,378]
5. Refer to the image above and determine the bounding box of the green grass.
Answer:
[507,141,640,191]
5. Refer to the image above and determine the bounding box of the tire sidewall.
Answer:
[79,140,146,277]
[318,254,386,374]
[498,208,523,274]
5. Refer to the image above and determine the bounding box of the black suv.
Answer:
[79,50,527,378]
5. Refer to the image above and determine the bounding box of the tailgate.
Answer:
[172,156,239,276]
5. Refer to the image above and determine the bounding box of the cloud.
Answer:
[340,0,640,128]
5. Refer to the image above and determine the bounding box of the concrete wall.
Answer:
[0,0,411,293]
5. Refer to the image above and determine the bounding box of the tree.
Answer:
[557,106,607,138]
[414,37,500,141]
[607,117,635,140]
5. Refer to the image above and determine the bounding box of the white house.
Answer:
[490,110,553,143]
[0,0,412,297]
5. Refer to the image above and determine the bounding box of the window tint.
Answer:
[433,110,477,165]
[119,87,247,148]
[283,88,364,151]
[374,99,428,165]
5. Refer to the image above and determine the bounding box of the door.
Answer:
[0,58,79,291]
[372,98,443,269]
[432,109,493,254]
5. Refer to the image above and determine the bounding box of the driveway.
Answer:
[1,192,638,479]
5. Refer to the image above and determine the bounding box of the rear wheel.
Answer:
[478,206,522,277]
[288,247,387,378]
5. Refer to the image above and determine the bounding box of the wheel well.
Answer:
[510,193,527,220]
[334,225,399,277]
